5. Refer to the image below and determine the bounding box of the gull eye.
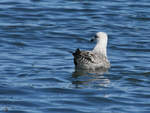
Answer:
[94,35,98,39]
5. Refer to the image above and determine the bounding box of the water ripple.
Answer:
[0,0,150,113]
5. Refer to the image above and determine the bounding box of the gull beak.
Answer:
[90,38,94,42]
[90,37,96,42]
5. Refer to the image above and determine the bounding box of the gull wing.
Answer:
[73,48,100,65]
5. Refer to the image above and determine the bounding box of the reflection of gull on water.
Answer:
[73,67,109,76]
[73,32,110,70]
[72,68,110,89]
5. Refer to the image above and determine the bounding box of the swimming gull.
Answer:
[73,32,110,70]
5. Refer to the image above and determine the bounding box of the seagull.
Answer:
[73,32,110,70]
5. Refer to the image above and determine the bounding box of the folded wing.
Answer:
[73,48,100,66]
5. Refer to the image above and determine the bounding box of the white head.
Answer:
[91,32,108,57]
[91,32,108,43]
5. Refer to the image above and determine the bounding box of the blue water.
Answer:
[0,0,150,113]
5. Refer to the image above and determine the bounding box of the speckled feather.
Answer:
[73,32,110,69]
[73,48,110,69]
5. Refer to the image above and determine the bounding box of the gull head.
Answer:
[91,32,108,57]
[91,32,108,42]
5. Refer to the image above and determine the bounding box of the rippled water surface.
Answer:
[0,0,150,113]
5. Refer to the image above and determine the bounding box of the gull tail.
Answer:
[72,48,81,56]
[72,48,81,66]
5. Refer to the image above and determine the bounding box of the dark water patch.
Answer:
[30,0,41,2]
[1,109,29,113]
[129,3,150,8]
[32,77,65,83]
[84,96,114,108]
[0,100,40,107]
[0,87,29,95]
[35,87,98,96]
[10,41,28,47]
[0,1,22,5]
[142,72,150,76]
[10,7,46,13]
[43,107,85,113]
[132,92,150,99]
[57,99,92,107]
